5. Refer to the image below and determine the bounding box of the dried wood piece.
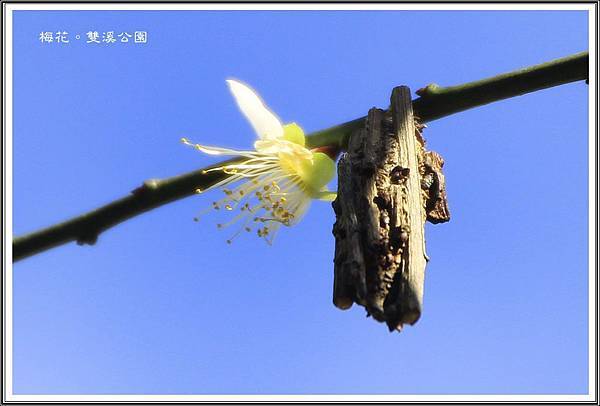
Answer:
[332,86,430,331]
[420,151,450,224]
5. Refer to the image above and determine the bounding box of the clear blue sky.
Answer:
[12,9,589,395]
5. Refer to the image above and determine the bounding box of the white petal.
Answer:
[193,143,257,157]
[254,139,283,154]
[254,139,313,160]
[226,79,284,140]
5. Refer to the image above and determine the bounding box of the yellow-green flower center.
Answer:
[278,123,335,196]
[281,122,306,146]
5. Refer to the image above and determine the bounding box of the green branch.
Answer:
[307,51,589,149]
[13,51,589,262]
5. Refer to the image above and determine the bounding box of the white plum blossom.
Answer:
[182,79,336,244]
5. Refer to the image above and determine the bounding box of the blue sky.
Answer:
[11,9,589,395]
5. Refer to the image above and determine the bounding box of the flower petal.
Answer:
[182,137,259,158]
[227,79,284,140]
[254,139,283,154]
[314,190,337,201]
[282,123,305,146]
[192,143,257,157]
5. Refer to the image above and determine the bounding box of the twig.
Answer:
[13,51,589,262]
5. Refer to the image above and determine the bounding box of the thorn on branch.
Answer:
[76,232,98,245]
[415,83,441,97]
[132,178,162,196]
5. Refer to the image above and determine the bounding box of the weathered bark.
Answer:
[332,86,449,331]
[420,149,450,224]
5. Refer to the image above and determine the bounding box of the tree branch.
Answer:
[13,51,589,262]
[307,51,589,148]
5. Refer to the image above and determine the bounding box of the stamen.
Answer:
[187,137,318,245]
